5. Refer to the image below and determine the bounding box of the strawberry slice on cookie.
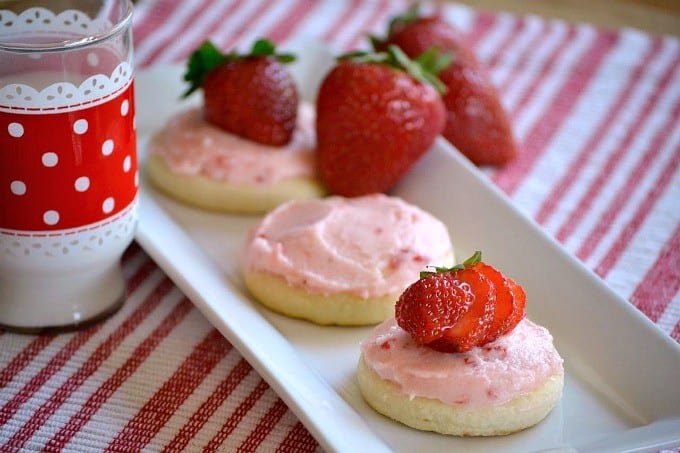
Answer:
[395,251,526,352]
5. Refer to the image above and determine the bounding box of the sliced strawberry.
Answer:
[395,251,526,353]
[503,278,526,335]
[472,262,516,343]
[428,268,495,353]
[395,272,471,345]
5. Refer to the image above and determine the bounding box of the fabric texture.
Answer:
[1,0,678,451]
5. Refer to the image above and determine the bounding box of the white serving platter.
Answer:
[133,43,680,452]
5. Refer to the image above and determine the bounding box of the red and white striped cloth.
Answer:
[1,0,678,451]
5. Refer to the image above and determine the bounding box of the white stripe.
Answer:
[154,0,239,65]
[513,30,652,218]
[69,304,212,450]
[331,0,380,51]
[593,116,680,287]
[146,346,242,450]
[563,64,680,254]
[475,13,516,63]
[135,1,201,65]
[547,37,677,239]
[0,268,167,444]
[514,25,596,141]
[210,0,270,48]
[499,20,568,110]
[31,287,185,450]
[489,15,544,89]
[223,0,300,50]
[192,365,259,450]
[438,2,476,33]
[282,0,350,48]
[657,291,680,337]
[130,0,155,29]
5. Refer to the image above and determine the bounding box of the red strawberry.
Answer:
[373,9,518,166]
[471,262,519,343]
[395,251,526,352]
[183,39,298,146]
[316,46,448,196]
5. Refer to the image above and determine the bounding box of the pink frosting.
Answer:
[242,194,453,298]
[361,318,563,408]
[148,102,316,186]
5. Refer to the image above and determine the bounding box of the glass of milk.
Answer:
[0,0,137,331]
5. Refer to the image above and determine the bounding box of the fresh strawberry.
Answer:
[471,262,518,343]
[183,39,298,146]
[395,251,526,352]
[373,8,518,166]
[315,46,449,196]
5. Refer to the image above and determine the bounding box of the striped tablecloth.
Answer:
[1,0,678,451]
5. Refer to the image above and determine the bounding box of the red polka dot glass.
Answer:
[0,0,137,331]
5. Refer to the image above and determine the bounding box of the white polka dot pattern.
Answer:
[10,181,26,196]
[8,122,24,138]
[42,152,59,167]
[43,210,59,225]
[74,177,90,192]
[73,119,88,135]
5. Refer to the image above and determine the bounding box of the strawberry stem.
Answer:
[182,38,295,98]
[338,45,451,94]
[419,251,482,278]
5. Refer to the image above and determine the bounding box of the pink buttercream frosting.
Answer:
[241,194,453,298]
[148,102,316,186]
[361,318,563,408]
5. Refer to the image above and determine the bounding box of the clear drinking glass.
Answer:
[0,0,137,331]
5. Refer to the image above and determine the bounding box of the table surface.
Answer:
[1,0,679,452]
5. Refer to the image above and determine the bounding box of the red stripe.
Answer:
[236,399,289,452]
[3,277,175,451]
[276,422,318,453]
[105,328,230,452]
[557,51,680,245]
[496,20,554,94]
[593,114,680,276]
[122,242,141,263]
[534,38,663,226]
[0,259,157,428]
[131,0,183,66]
[345,0,394,51]
[162,357,251,453]
[0,247,144,386]
[628,224,680,322]
[141,0,220,66]
[152,0,247,64]
[44,297,194,451]
[321,0,362,43]
[671,322,680,342]
[204,379,270,451]
[268,0,323,44]
[494,29,619,195]
[0,334,55,390]
[223,0,275,50]
[467,13,498,48]
[484,16,526,72]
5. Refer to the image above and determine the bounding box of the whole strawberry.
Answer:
[316,46,449,197]
[183,39,298,146]
[373,9,518,166]
[395,251,526,353]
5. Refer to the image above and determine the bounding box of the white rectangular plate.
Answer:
[133,43,680,452]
